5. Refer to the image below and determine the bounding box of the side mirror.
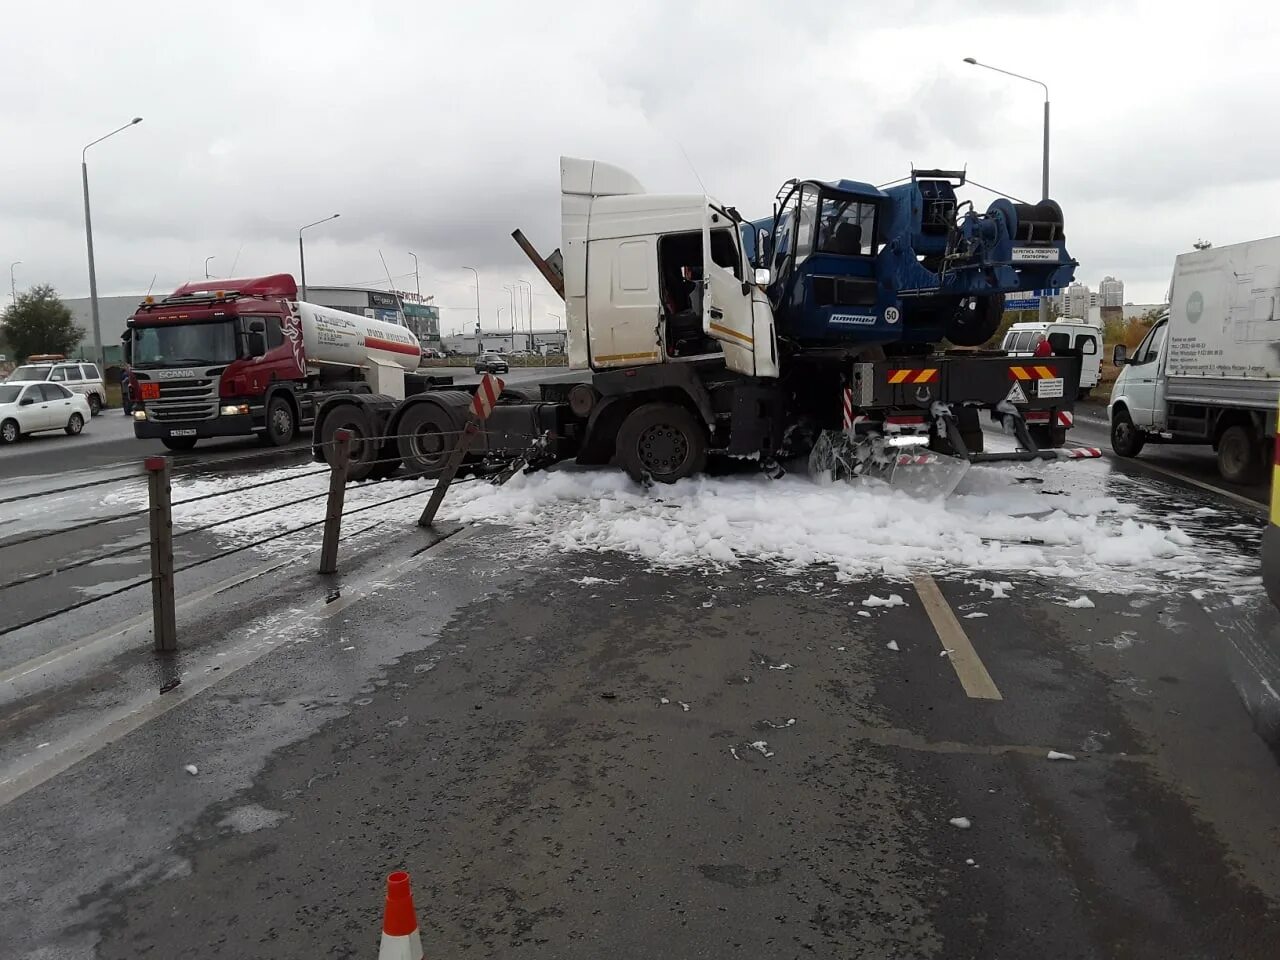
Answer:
[756,229,771,266]
[248,333,266,356]
[1112,343,1128,366]
[754,267,771,286]
[19,396,34,406]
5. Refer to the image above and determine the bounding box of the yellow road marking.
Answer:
[911,574,1002,700]
[709,322,754,346]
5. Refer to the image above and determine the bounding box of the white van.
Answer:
[1001,321,1102,398]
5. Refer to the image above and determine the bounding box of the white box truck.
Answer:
[1109,237,1280,483]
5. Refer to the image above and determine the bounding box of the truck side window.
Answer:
[64,365,84,381]
[773,190,798,275]
[709,228,740,279]
[1136,323,1167,364]
[266,317,284,349]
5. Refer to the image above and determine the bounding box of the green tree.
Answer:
[1,285,84,360]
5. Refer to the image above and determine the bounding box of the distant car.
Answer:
[474,352,510,374]
[0,382,91,443]
[5,360,108,415]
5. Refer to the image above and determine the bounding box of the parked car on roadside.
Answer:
[5,360,108,416]
[0,382,91,443]
[474,352,510,374]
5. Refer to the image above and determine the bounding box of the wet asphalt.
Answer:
[1,386,1279,958]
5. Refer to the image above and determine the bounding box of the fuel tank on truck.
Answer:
[292,301,422,372]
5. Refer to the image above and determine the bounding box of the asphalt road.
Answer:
[3,379,1279,957]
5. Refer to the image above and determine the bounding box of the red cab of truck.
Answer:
[126,274,307,451]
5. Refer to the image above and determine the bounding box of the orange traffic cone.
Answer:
[378,871,424,960]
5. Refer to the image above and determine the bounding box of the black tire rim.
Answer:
[409,420,448,468]
[271,404,292,439]
[1220,433,1249,477]
[637,423,690,475]
[2,422,15,442]
[69,415,83,434]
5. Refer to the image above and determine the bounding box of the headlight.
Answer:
[133,410,148,421]
[220,404,249,416]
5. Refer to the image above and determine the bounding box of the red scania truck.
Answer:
[125,274,440,451]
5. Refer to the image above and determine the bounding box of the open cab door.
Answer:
[702,204,779,378]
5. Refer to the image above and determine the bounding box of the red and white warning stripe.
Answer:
[1056,447,1102,459]
[1025,409,1074,428]
[842,386,853,433]
[470,373,504,421]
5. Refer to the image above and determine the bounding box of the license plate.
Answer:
[1037,378,1064,399]
[1011,247,1057,262]
[140,382,160,400]
[168,428,197,437]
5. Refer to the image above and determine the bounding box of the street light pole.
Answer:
[298,213,340,301]
[516,279,533,351]
[204,256,216,279]
[9,261,20,306]
[408,251,420,300]
[461,267,481,335]
[963,58,1052,320]
[82,117,142,371]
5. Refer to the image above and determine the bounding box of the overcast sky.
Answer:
[3,0,1277,335]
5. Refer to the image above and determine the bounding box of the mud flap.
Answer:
[808,430,970,498]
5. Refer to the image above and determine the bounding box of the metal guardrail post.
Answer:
[319,429,352,575]
[418,420,480,528]
[145,456,177,652]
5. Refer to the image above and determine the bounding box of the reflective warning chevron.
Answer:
[470,373,504,420]
[887,368,939,384]
[1009,365,1058,381]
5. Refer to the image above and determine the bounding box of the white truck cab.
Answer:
[1001,320,1102,397]
[559,157,778,379]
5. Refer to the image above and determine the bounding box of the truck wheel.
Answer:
[396,402,461,478]
[260,396,296,447]
[1110,408,1145,458]
[616,402,707,484]
[88,393,102,416]
[1218,424,1264,484]
[162,436,198,451]
[944,295,1004,346]
[319,403,378,482]
[1028,425,1067,449]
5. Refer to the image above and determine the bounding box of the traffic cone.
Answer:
[378,870,425,960]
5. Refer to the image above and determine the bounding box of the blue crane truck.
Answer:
[312,158,1096,486]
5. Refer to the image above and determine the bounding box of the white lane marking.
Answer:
[0,557,298,694]
[912,575,1002,701]
[1066,441,1265,515]
[0,526,476,809]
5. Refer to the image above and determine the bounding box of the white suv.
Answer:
[5,361,108,416]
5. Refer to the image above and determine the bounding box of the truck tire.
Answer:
[944,295,1004,346]
[319,403,379,482]
[396,401,463,478]
[1110,408,1144,458]
[1217,424,1264,485]
[162,436,197,452]
[616,401,707,484]
[260,395,296,447]
[1028,425,1067,449]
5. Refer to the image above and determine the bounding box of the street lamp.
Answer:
[408,251,420,300]
[298,213,340,301]
[516,279,533,351]
[9,261,20,306]
[82,116,142,372]
[963,57,1051,321]
[461,266,481,335]
[204,256,216,279]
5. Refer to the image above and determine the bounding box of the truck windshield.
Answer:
[817,194,878,256]
[132,322,237,367]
